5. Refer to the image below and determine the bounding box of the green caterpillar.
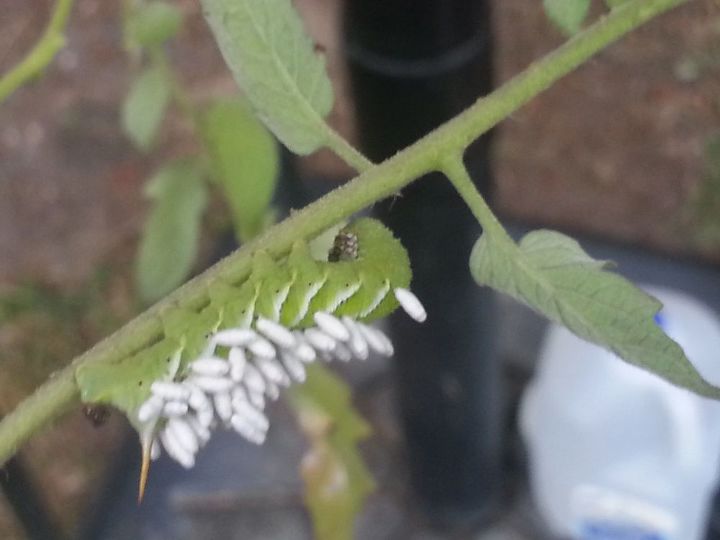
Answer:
[77,218,412,414]
[76,218,423,492]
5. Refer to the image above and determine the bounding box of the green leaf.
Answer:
[605,0,629,8]
[200,0,334,154]
[470,229,720,398]
[136,159,208,303]
[543,0,590,35]
[291,365,375,540]
[201,99,278,242]
[122,66,171,151]
[126,2,183,47]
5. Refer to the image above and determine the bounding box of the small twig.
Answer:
[439,154,508,240]
[0,0,75,104]
[323,124,374,172]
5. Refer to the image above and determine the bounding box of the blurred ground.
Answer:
[1,0,719,538]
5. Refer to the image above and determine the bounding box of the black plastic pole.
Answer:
[343,0,502,528]
[1,456,65,540]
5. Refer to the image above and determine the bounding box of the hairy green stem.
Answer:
[0,0,688,465]
[323,125,374,172]
[0,0,75,103]
[0,369,78,460]
[440,154,508,240]
[431,0,688,153]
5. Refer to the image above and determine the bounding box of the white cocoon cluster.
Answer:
[137,286,427,470]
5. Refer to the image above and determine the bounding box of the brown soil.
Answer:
[493,0,720,262]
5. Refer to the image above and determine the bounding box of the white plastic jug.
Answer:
[521,286,720,540]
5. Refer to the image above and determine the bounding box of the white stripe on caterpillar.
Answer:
[358,280,391,318]
[269,282,293,322]
[323,281,362,313]
[289,278,327,327]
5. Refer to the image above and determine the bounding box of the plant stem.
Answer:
[431,0,688,154]
[323,125,374,172]
[440,154,509,240]
[0,0,689,465]
[0,369,78,462]
[0,0,75,104]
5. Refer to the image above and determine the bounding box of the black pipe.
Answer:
[343,0,502,528]
[1,456,65,540]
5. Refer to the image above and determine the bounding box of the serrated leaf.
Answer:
[136,159,208,302]
[201,99,278,242]
[200,0,334,154]
[126,2,183,47]
[470,229,720,398]
[122,66,171,151]
[543,0,590,35]
[292,365,375,540]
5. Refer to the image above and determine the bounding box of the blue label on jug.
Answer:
[571,485,677,540]
[581,520,667,540]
